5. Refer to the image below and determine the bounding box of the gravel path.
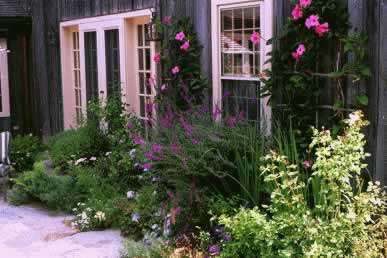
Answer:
[0,199,123,258]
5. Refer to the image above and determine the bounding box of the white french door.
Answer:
[79,19,127,107]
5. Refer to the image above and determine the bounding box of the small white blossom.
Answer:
[127,191,137,200]
[129,149,136,159]
[89,156,97,161]
[347,210,356,220]
[348,112,360,125]
[75,158,87,166]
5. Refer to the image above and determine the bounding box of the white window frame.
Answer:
[0,38,10,118]
[211,0,273,131]
[60,10,155,129]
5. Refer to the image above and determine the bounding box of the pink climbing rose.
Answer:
[300,0,312,8]
[180,41,190,51]
[153,53,161,64]
[175,31,186,41]
[250,31,260,45]
[291,4,303,20]
[305,14,319,29]
[172,66,180,74]
[315,22,329,37]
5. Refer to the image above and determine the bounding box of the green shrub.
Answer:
[10,134,43,173]
[216,112,387,257]
[8,162,77,211]
[49,123,110,170]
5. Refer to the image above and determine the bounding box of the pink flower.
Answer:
[153,53,161,64]
[292,52,300,60]
[171,66,180,74]
[315,22,329,37]
[296,44,306,56]
[300,0,312,8]
[303,160,313,169]
[148,76,155,86]
[305,14,319,29]
[292,4,303,20]
[162,16,171,24]
[292,44,306,60]
[175,31,186,41]
[259,71,267,79]
[161,84,167,91]
[250,31,260,45]
[180,41,190,51]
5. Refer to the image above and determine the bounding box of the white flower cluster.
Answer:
[71,202,106,231]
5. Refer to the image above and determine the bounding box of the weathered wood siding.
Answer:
[372,0,387,186]
[59,0,157,21]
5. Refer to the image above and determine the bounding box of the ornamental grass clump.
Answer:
[217,111,387,257]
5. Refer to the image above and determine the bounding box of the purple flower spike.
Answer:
[132,133,145,145]
[140,163,153,171]
[227,117,236,127]
[169,144,182,154]
[223,236,232,242]
[152,143,163,153]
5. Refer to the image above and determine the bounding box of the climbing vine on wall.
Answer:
[262,0,370,136]
[153,16,208,111]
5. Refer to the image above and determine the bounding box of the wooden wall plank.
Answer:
[31,0,51,139]
[375,0,387,185]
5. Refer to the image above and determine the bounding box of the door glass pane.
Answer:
[84,31,98,102]
[105,29,120,96]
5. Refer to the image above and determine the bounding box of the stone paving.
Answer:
[0,199,123,258]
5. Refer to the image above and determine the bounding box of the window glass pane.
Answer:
[221,6,260,77]
[145,73,151,95]
[254,7,260,28]
[145,49,151,70]
[234,54,242,74]
[85,31,98,102]
[138,49,144,70]
[144,26,150,47]
[139,73,145,94]
[222,10,232,31]
[138,25,143,46]
[222,53,233,75]
[234,9,242,30]
[244,8,254,29]
[222,80,260,122]
[105,29,121,96]
[140,96,145,117]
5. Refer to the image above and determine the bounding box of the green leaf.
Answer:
[356,95,369,106]
[360,67,371,77]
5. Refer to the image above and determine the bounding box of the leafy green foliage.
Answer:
[157,17,208,110]
[10,134,43,173]
[217,112,386,257]
[264,0,370,137]
[8,162,76,211]
[48,124,110,171]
